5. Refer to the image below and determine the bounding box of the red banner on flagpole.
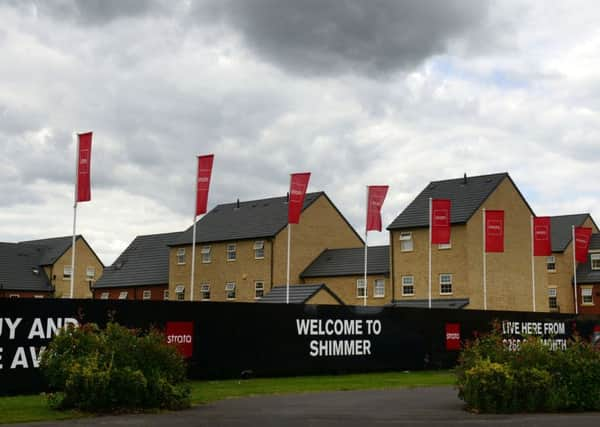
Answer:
[195,154,214,216]
[366,185,389,232]
[76,132,92,202]
[431,199,451,244]
[288,172,311,224]
[574,226,593,263]
[485,210,504,253]
[533,216,552,256]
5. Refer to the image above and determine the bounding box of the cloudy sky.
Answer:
[2,0,600,264]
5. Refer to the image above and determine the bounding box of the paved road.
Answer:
[9,387,600,426]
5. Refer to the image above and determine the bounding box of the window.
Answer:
[548,288,558,310]
[177,248,186,265]
[163,290,169,300]
[546,256,556,272]
[201,246,211,263]
[399,232,413,251]
[255,281,265,299]
[438,241,452,250]
[582,287,593,305]
[225,282,236,300]
[374,279,385,298]
[142,290,151,300]
[440,274,453,295]
[254,240,265,259]
[227,244,237,261]
[100,292,109,300]
[356,279,366,298]
[591,254,600,270]
[118,291,128,300]
[86,266,95,279]
[63,266,72,279]
[175,285,185,301]
[402,276,415,296]
[201,284,211,300]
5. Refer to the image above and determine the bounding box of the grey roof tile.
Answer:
[259,284,343,304]
[575,233,600,284]
[94,232,182,289]
[19,235,77,265]
[388,173,513,230]
[389,298,470,309]
[170,192,332,245]
[550,214,591,253]
[0,243,53,292]
[301,246,389,278]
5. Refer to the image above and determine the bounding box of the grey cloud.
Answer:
[192,0,492,77]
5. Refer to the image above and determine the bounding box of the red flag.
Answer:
[574,226,593,263]
[195,154,214,216]
[288,172,311,224]
[485,210,504,253]
[76,132,92,202]
[431,199,451,244]
[533,216,552,256]
[366,185,389,232]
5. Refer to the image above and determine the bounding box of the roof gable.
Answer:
[19,235,104,267]
[301,246,389,278]
[388,173,511,230]
[259,284,344,305]
[95,231,182,289]
[550,214,591,252]
[171,192,325,245]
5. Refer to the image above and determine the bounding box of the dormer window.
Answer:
[399,232,413,252]
[591,254,600,270]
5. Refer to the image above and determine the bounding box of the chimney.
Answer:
[286,192,289,202]
[463,173,467,185]
[236,199,240,208]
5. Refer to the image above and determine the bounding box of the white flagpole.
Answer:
[70,132,78,299]
[531,215,536,312]
[572,225,578,315]
[428,197,432,309]
[190,158,199,302]
[364,187,369,307]
[483,208,487,310]
[287,223,291,304]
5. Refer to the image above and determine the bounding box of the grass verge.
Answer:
[0,370,455,424]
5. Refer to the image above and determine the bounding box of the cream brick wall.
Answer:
[303,274,389,306]
[391,177,551,312]
[50,238,104,299]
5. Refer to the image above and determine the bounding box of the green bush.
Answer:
[40,322,191,412]
[456,326,600,413]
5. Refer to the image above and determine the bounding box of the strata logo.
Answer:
[165,321,194,358]
[445,323,461,351]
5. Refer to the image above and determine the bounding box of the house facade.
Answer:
[574,233,600,315]
[167,192,363,302]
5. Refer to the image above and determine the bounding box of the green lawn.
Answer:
[0,371,456,424]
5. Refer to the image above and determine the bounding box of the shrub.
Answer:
[40,322,191,412]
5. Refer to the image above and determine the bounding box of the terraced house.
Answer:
[167,192,363,302]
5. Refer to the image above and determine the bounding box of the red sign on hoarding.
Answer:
[166,321,194,358]
[445,323,461,351]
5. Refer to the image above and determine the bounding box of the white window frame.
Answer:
[582,287,593,305]
[63,265,72,279]
[100,292,109,300]
[254,240,265,259]
[255,281,265,299]
[201,245,211,263]
[438,241,452,250]
[142,290,151,300]
[356,279,366,298]
[440,274,453,295]
[548,287,558,310]
[591,254,600,271]
[374,279,385,298]
[200,283,211,300]
[227,244,237,262]
[176,248,186,265]
[399,232,413,252]
[546,255,556,272]
[175,285,185,301]
[225,282,236,300]
[163,290,169,300]
[118,291,128,300]
[402,275,415,296]
[86,266,95,279]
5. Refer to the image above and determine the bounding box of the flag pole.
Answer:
[531,215,536,312]
[572,225,578,315]
[70,132,78,299]
[190,158,199,302]
[364,186,368,307]
[287,223,291,304]
[428,197,432,309]
[483,208,487,310]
